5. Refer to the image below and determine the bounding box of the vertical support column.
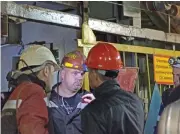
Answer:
[144,86,149,119]
[172,44,176,88]
[168,14,171,33]
[1,15,8,44]
[82,2,90,91]
[123,52,126,67]
[83,1,89,25]
[135,53,140,96]
[123,1,141,28]
[83,70,90,91]
[146,54,151,100]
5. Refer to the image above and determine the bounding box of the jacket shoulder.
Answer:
[9,82,46,100]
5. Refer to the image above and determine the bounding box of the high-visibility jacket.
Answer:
[2,80,49,134]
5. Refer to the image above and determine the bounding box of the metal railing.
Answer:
[78,39,180,116]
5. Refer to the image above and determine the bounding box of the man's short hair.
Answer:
[89,68,115,81]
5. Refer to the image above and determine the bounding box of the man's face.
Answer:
[173,67,180,87]
[62,68,85,92]
[45,65,55,91]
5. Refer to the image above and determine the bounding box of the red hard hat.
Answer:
[86,42,123,70]
[61,50,87,71]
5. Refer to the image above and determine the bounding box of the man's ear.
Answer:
[43,66,50,78]
[60,69,65,80]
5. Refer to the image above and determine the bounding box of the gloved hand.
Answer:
[82,93,95,103]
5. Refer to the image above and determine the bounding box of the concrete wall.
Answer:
[1,21,78,92]
[21,21,78,61]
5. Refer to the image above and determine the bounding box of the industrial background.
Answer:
[1,1,180,117]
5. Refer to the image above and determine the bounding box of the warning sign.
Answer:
[117,67,138,93]
[154,55,173,85]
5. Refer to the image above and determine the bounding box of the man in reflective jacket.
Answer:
[81,42,144,134]
[48,50,95,134]
[1,45,60,134]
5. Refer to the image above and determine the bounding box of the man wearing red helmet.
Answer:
[48,50,95,134]
[81,42,144,134]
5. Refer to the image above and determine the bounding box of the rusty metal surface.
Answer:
[1,1,180,44]
[1,1,80,27]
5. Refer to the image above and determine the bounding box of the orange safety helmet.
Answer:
[61,50,87,71]
[86,42,123,70]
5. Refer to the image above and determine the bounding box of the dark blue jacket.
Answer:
[48,86,89,134]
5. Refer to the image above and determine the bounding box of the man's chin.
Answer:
[73,86,82,91]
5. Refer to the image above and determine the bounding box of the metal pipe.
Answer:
[135,53,140,97]
[146,54,151,99]
[123,52,126,67]
[168,14,171,33]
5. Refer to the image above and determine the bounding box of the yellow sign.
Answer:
[154,55,173,85]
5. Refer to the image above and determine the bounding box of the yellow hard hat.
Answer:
[18,45,60,72]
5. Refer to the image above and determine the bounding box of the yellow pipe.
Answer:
[78,39,180,57]
[83,72,90,91]
[123,52,126,67]
[146,54,151,99]
[78,39,180,92]
[78,47,90,91]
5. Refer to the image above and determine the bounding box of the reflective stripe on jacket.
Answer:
[2,82,49,134]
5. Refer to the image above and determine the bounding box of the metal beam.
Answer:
[53,1,78,8]
[78,39,180,57]
[2,1,180,44]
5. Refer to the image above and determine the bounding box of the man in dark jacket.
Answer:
[48,50,95,134]
[81,42,144,134]
[165,58,180,105]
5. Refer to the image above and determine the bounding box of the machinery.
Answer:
[158,99,180,134]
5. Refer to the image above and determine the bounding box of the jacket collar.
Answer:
[17,74,46,89]
[94,79,120,99]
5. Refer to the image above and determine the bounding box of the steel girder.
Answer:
[1,1,180,44]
